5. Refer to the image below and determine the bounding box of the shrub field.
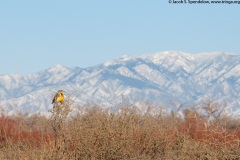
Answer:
[1,102,240,159]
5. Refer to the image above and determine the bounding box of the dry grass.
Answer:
[0,101,240,159]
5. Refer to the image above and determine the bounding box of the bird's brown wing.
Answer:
[52,93,59,104]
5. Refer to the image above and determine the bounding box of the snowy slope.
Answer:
[0,51,240,115]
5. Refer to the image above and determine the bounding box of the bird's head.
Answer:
[58,90,64,93]
[58,90,64,97]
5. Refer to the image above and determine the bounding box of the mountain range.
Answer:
[0,51,240,116]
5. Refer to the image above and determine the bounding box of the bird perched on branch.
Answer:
[52,90,64,104]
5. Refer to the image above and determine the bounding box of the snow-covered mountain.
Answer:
[1,51,240,115]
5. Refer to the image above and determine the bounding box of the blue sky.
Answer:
[1,1,240,74]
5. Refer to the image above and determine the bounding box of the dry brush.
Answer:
[0,100,240,159]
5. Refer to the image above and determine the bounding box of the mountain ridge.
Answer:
[0,51,240,115]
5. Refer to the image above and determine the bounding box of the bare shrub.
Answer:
[0,100,240,159]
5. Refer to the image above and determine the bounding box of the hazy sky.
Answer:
[1,1,240,74]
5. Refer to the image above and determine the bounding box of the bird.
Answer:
[52,90,64,104]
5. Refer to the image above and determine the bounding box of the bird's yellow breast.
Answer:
[57,93,64,102]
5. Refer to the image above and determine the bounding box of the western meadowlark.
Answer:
[52,90,64,104]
